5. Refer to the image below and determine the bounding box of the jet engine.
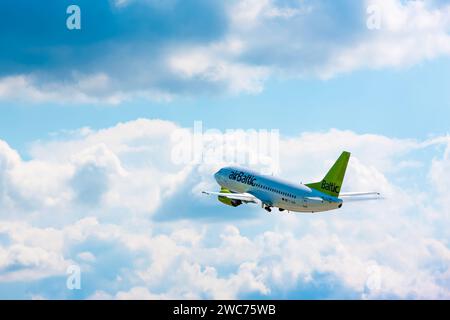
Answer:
[218,196,242,207]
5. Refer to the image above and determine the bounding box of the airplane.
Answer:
[202,151,380,213]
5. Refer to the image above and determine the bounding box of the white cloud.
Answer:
[0,74,173,105]
[1,0,449,104]
[428,138,450,225]
[0,118,449,298]
[319,0,450,78]
[0,222,69,282]
[0,74,124,105]
[170,0,450,88]
[77,252,96,263]
[167,41,269,94]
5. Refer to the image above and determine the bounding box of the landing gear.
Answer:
[278,208,285,212]
[264,206,272,213]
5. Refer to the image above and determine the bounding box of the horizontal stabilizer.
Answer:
[339,191,382,202]
[339,192,380,197]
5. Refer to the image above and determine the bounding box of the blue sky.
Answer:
[0,0,450,299]
[2,58,450,156]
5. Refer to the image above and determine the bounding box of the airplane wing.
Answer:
[339,191,381,202]
[201,191,259,203]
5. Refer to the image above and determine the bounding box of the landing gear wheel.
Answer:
[264,206,272,213]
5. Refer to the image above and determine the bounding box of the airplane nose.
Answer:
[214,170,221,182]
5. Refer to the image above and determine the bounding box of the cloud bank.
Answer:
[0,0,449,103]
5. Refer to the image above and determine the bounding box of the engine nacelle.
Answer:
[218,196,242,207]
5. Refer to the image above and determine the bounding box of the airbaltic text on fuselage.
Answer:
[229,171,256,186]
[321,180,340,193]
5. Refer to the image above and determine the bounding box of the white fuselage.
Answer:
[214,166,343,213]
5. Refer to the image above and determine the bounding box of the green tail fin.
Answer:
[306,151,350,197]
